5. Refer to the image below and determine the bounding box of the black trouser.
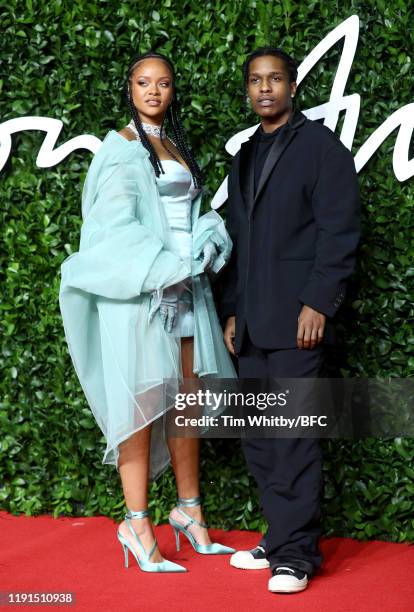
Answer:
[238,328,324,577]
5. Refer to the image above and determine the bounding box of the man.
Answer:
[220,47,360,593]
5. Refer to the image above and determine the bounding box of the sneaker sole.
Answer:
[230,558,270,570]
[268,583,308,593]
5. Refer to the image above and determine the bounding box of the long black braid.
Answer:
[125,51,203,189]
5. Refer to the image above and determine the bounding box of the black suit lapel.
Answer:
[238,129,259,214]
[253,109,307,210]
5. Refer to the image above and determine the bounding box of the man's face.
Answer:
[246,55,296,120]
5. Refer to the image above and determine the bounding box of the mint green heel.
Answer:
[169,496,236,555]
[117,508,187,573]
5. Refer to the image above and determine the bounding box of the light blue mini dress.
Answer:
[155,159,200,338]
[59,129,236,479]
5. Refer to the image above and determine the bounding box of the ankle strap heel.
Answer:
[177,496,202,508]
[125,508,150,520]
[169,496,236,555]
[117,507,187,573]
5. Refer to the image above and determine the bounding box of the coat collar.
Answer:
[238,109,307,214]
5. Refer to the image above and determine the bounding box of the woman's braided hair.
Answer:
[125,51,203,189]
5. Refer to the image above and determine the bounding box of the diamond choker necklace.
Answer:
[127,119,166,140]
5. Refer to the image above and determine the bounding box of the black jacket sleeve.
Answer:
[298,142,361,318]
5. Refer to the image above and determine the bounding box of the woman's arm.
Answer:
[61,160,190,300]
[192,209,233,276]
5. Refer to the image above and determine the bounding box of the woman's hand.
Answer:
[224,316,236,355]
[150,286,179,333]
[159,290,178,333]
[201,240,217,271]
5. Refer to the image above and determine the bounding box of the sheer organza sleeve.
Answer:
[192,209,233,275]
[61,160,191,300]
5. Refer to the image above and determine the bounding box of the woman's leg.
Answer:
[167,337,211,545]
[117,424,164,562]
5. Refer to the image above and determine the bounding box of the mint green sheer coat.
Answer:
[59,131,236,479]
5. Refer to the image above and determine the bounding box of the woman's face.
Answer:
[247,55,296,120]
[129,58,174,124]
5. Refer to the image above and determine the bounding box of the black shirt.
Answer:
[254,123,286,194]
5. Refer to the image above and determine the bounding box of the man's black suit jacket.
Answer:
[220,109,361,354]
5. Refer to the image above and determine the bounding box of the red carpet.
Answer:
[1,510,413,611]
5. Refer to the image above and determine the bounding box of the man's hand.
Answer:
[224,316,236,355]
[297,305,326,349]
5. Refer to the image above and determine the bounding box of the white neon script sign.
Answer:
[0,117,102,171]
[210,14,414,209]
[0,15,413,211]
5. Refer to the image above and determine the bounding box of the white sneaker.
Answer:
[230,545,270,570]
[268,566,308,593]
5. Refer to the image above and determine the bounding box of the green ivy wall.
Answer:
[1,0,413,541]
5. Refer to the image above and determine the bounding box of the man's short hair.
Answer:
[243,47,298,84]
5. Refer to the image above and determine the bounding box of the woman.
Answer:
[59,51,236,573]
